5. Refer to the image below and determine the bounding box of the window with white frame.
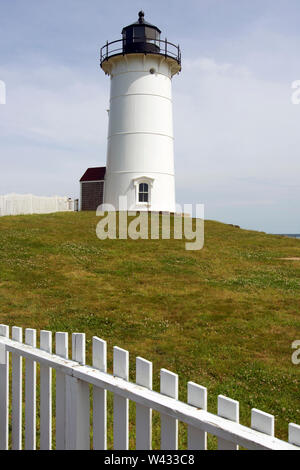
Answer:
[138,183,149,203]
[133,177,153,206]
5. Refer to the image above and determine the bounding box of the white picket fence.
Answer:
[0,324,299,451]
[0,194,74,217]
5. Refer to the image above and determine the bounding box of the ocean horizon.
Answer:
[275,234,300,239]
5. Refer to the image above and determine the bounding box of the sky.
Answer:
[0,0,299,233]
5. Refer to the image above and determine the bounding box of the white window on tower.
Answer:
[138,183,149,203]
[133,177,154,207]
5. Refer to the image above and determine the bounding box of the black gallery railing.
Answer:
[100,38,181,66]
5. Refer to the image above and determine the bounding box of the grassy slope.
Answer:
[0,211,299,448]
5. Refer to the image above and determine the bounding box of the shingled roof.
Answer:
[80,167,106,182]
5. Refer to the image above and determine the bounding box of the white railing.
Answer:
[0,194,74,217]
[0,324,299,450]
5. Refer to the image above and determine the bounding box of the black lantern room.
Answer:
[100,11,181,70]
[122,11,161,54]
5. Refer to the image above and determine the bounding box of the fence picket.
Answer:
[289,423,300,447]
[25,328,36,450]
[40,331,52,450]
[136,357,152,450]
[113,346,129,450]
[0,325,9,450]
[12,327,22,450]
[55,332,68,449]
[92,336,107,450]
[66,333,90,450]
[65,374,76,449]
[160,369,178,450]
[187,382,207,450]
[251,408,274,436]
[218,395,239,450]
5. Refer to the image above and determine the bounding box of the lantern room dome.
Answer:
[122,11,161,34]
[122,11,161,54]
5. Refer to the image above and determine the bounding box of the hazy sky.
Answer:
[0,0,299,233]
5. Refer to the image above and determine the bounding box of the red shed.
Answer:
[80,167,106,211]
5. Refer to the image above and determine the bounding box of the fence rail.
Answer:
[0,324,299,450]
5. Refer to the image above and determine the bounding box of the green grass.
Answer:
[0,211,299,448]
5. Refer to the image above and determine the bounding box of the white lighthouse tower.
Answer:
[100,11,181,212]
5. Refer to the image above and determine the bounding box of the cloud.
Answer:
[1,65,107,146]
[0,63,109,197]
[173,55,300,231]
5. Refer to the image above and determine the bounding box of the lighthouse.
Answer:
[100,11,181,212]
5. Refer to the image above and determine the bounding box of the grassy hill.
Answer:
[0,211,299,448]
